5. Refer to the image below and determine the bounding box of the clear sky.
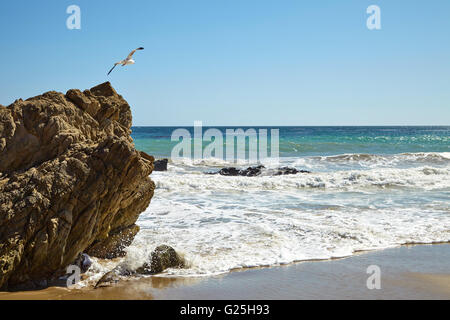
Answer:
[1,0,449,126]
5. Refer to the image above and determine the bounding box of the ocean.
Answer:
[117,127,450,277]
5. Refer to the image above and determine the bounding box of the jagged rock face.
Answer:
[0,82,155,290]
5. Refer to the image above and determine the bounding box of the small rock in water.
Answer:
[216,165,265,177]
[72,253,92,273]
[93,264,136,289]
[80,253,92,273]
[218,167,241,176]
[272,167,311,175]
[242,165,265,177]
[154,159,169,171]
[136,245,185,275]
[209,165,310,177]
[94,270,121,289]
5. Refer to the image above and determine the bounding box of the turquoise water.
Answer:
[132,126,450,158]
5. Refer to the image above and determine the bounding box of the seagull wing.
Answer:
[107,63,118,75]
[126,47,144,60]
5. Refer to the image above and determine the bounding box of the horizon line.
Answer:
[131,124,450,128]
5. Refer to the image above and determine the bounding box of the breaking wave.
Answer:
[82,152,450,281]
[123,152,450,276]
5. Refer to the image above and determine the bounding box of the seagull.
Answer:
[107,47,144,75]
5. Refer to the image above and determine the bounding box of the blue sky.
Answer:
[0,0,449,126]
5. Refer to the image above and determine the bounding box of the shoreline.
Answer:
[1,243,449,300]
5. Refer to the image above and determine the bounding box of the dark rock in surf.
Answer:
[216,165,265,177]
[241,165,265,177]
[72,253,92,273]
[272,167,311,176]
[209,165,311,177]
[154,159,169,171]
[94,270,121,289]
[94,264,135,289]
[218,167,244,176]
[136,245,185,275]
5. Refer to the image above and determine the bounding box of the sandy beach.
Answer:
[1,244,449,300]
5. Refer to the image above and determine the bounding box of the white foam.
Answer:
[131,202,449,276]
[123,152,450,276]
[155,166,450,191]
[72,152,449,281]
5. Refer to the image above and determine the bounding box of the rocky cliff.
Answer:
[0,82,155,290]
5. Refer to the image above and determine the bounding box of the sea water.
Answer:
[122,127,450,276]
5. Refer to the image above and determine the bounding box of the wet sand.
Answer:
[1,244,449,300]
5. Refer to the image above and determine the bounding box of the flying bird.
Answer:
[107,47,144,75]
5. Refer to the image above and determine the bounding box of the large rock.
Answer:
[0,82,155,290]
